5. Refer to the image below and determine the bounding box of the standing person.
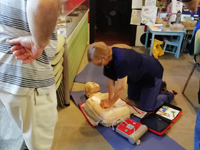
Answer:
[181,0,200,149]
[181,1,200,149]
[87,42,177,111]
[0,0,60,150]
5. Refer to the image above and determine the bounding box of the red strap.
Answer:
[79,103,97,127]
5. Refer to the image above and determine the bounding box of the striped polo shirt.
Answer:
[0,0,58,95]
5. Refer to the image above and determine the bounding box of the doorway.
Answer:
[90,0,132,45]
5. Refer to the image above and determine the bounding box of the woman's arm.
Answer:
[107,78,115,100]
[27,0,60,50]
[100,76,127,109]
[7,0,60,64]
[110,76,127,105]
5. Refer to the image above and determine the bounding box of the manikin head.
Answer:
[87,42,112,67]
[85,82,100,98]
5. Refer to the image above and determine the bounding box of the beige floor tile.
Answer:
[51,124,63,150]
[53,125,113,150]
[52,102,113,150]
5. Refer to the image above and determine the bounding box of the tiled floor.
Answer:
[52,46,199,150]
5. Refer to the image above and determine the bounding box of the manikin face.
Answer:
[85,82,100,97]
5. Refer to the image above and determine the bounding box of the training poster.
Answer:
[130,10,141,25]
[156,105,180,120]
[145,0,156,7]
[141,6,157,24]
[132,0,143,9]
[171,0,183,13]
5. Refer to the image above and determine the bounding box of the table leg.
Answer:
[149,33,155,56]
[180,33,186,53]
[175,33,184,58]
[145,27,149,49]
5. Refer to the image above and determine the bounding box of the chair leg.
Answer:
[175,46,179,57]
[182,64,197,94]
[173,46,176,53]
[163,43,167,52]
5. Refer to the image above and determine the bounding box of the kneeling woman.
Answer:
[87,42,176,111]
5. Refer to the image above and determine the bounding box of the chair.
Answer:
[182,29,200,94]
[51,34,66,107]
[188,27,196,44]
[162,36,181,58]
[162,29,187,58]
[182,27,196,53]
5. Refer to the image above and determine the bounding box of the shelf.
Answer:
[56,1,89,105]
[61,0,86,16]
[57,9,88,38]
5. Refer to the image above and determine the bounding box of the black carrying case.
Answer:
[140,103,182,135]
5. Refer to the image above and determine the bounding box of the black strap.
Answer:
[194,54,197,62]
[181,0,192,2]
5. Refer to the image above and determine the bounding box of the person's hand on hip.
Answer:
[6,36,45,64]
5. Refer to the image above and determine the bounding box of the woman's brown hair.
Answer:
[87,42,112,62]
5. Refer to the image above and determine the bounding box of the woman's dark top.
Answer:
[104,47,163,88]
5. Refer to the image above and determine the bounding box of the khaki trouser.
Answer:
[0,88,58,150]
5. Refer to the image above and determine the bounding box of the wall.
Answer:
[66,11,89,90]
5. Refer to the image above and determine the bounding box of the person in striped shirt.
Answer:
[0,0,60,149]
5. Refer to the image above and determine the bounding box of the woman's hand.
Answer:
[6,36,44,64]
[100,99,113,109]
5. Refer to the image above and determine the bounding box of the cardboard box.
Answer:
[156,18,163,24]
[182,21,197,30]
[170,23,184,31]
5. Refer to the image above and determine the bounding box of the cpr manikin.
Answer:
[80,82,148,145]
[81,82,145,127]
